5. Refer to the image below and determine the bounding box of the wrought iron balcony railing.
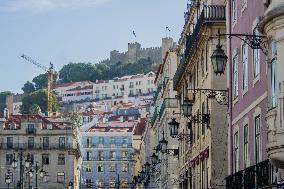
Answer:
[173,5,226,89]
[0,142,73,150]
[83,143,132,148]
[151,108,158,125]
[158,98,178,119]
[225,160,277,189]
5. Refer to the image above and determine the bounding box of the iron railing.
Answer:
[225,160,277,189]
[0,142,73,150]
[83,143,132,148]
[158,98,178,119]
[173,5,226,89]
[151,108,158,125]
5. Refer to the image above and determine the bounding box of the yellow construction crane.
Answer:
[21,54,56,115]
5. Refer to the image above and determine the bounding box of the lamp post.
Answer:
[5,169,12,189]
[12,150,32,189]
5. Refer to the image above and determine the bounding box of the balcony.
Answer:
[158,98,178,119]
[0,143,73,150]
[173,5,226,89]
[153,84,163,102]
[151,108,158,125]
[225,160,277,189]
[82,143,132,149]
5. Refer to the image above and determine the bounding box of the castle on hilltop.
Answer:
[99,38,175,65]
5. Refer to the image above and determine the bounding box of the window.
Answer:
[122,151,128,159]
[234,131,239,172]
[110,163,116,172]
[58,154,65,165]
[241,0,247,8]
[232,0,237,23]
[255,115,262,163]
[201,102,205,135]
[6,154,13,165]
[242,44,248,90]
[57,172,65,183]
[253,31,260,78]
[97,164,104,172]
[233,55,239,98]
[42,154,49,165]
[109,178,116,188]
[98,151,104,160]
[98,137,104,144]
[86,151,91,161]
[7,137,13,149]
[97,179,104,188]
[86,179,92,188]
[86,164,92,172]
[122,137,128,144]
[110,137,116,144]
[59,137,66,149]
[110,151,116,160]
[28,137,34,149]
[86,137,92,148]
[27,124,35,134]
[244,124,249,168]
[122,163,128,172]
[43,137,49,149]
[121,179,128,188]
[271,40,278,108]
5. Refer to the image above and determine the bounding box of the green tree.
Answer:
[22,81,35,94]
[0,91,11,112]
[29,104,42,114]
[59,63,96,83]
[20,89,59,114]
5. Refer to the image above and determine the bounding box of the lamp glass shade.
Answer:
[211,45,228,75]
[159,138,168,154]
[182,99,193,117]
[168,118,179,137]
[25,159,31,168]
[12,159,17,168]
[28,169,33,177]
[39,169,45,178]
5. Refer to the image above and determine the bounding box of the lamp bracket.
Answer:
[188,88,228,106]
[166,148,179,158]
[172,133,191,141]
[219,33,267,55]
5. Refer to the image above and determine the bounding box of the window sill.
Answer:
[233,96,239,106]
[242,87,248,97]
[253,75,260,87]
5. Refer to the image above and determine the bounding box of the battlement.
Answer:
[101,41,163,65]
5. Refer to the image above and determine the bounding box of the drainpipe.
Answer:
[228,0,233,176]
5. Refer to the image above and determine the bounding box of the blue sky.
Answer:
[0,0,187,93]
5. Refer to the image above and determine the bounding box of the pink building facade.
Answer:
[226,0,277,188]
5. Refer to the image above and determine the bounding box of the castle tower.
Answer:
[162,37,174,59]
[127,42,141,63]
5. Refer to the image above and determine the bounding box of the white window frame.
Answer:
[244,124,249,168]
[234,131,239,173]
[255,115,262,163]
[242,43,248,92]
[253,31,261,80]
[233,55,239,98]
[270,40,278,109]
[232,0,237,24]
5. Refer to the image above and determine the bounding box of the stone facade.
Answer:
[259,0,284,184]
[0,115,80,189]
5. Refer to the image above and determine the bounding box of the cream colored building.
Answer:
[148,37,180,188]
[172,0,228,188]
[0,115,80,189]
[259,0,284,183]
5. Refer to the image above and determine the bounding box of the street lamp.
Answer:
[168,118,179,137]
[150,153,158,165]
[144,162,151,174]
[211,30,228,75]
[159,133,168,154]
[5,170,12,189]
[182,98,193,117]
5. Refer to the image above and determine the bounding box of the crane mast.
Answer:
[21,54,55,115]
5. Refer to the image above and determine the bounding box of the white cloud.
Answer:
[0,0,111,13]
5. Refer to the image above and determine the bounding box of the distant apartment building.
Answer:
[79,120,143,189]
[93,72,156,101]
[55,72,156,104]
[0,114,80,189]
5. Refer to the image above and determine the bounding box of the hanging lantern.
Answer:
[182,98,193,117]
[150,153,158,165]
[211,29,227,75]
[159,137,168,154]
[168,118,180,137]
